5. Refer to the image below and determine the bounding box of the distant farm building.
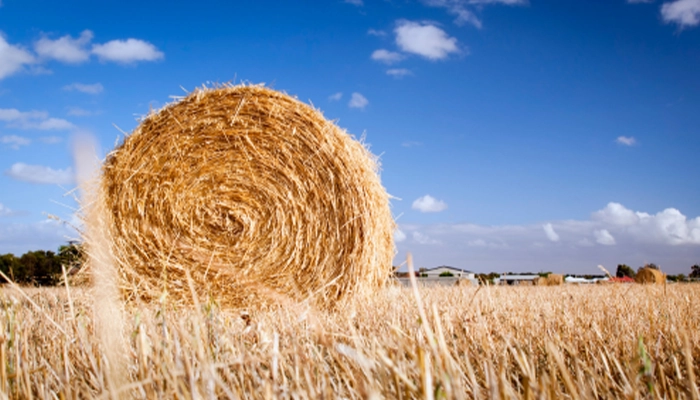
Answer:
[395,266,478,287]
[494,274,540,286]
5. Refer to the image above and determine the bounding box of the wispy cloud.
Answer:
[387,68,413,78]
[0,35,36,80]
[543,223,560,242]
[594,229,616,245]
[0,203,13,217]
[63,82,103,94]
[421,0,527,28]
[371,49,404,64]
[5,163,74,185]
[34,30,93,63]
[367,29,387,37]
[412,195,448,213]
[395,21,460,60]
[616,136,637,146]
[348,92,369,109]
[344,0,363,5]
[0,108,74,131]
[67,106,95,117]
[401,140,423,147]
[92,38,164,63]
[328,92,343,101]
[394,228,407,243]
[396,202,700,273]
[39,136,63,144]
[661,0,700,28]
[421,0,483,27]
[2,30,164,81]
[1,135,31,149]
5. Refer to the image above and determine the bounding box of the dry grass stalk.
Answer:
[635,267,666,284]
[0,285,698,398]
[90,84,395,309]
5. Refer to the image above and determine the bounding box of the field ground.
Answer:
[0,283,698,399]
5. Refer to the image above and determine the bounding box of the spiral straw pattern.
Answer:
[97,85,395,308]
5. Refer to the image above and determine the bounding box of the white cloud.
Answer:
[345,0,363,5]
[0,108,47,122]
[395,21,460,60]
[394,202,700,274]
[543,223,560,242]
[387,68,413,78]
[395,229,407,243]
[469,0,527,4]
[328,92,343,101]
[627,0,654,3]
[66,107,94,117]
[368,29,387,37]
[348,92,369,109]
[0,218,79,255]
[413,231,440,245]
[0,35,36,80]
[616,136,637,146]
[34,30,93,64]
[421,0,483,27]
[594,229,616,245]
[0,107,74,131]
[36,118,75,130]
[63,82,103,94]
[412,195,448,213]
[0,203,12,217]
[371,49,404,64]
[1,135,31,149]
[421,0,526,27]
[592,202,639,226]
[661,0,700,27]
[401,140,423,147]
[5,163,74,185]
[92,38,164,63]
[39,136,63,144]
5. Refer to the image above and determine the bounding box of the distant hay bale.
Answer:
[535,274,564,286]
[635,268,666,284]
[90,85,395,308]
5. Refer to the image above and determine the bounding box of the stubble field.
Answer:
[0,283,698,399]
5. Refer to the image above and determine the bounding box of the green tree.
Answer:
[691,265,700,278]
[677,274,686,282]
[616,264,636,278]
[0,254,23,282]
[644,263,659,270]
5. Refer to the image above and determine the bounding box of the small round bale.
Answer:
[92,85,395,308]
[635,267,666,284]
[535,274,563,286]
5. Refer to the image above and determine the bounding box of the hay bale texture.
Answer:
[535,274,564,286]
[95,85,395,308]
[635,267,666,284]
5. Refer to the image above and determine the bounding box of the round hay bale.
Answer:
[94,85,395,308]
[545,274,564,286]
[535,274,563,286]
[635,267,665,284]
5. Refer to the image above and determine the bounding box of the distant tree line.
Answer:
[616,263,700,282]
[0,243,82,286]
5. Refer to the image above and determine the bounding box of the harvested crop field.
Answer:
[0,284,698,399]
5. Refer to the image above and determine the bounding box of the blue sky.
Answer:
[1,0,699,274]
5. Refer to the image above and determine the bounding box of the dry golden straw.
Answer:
[535,274,563,286]
[635,267,666,284]
[94,84,395,308]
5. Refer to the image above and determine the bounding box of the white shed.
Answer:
[422,266,475,280]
